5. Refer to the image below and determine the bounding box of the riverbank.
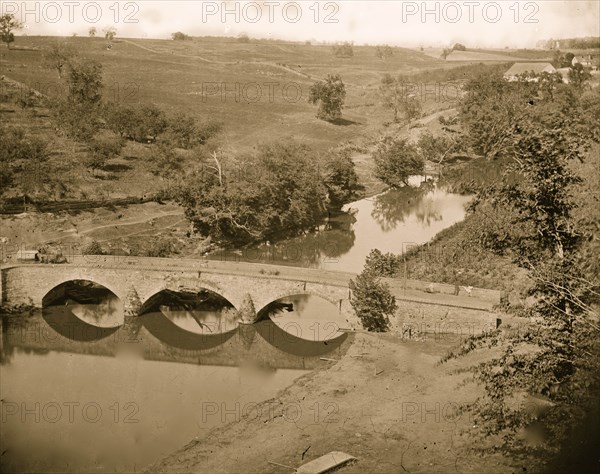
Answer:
[147,331,517,473]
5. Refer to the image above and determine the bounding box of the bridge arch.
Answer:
[41,278,124,308]
[256,290,344,317]
[138,282,239,315]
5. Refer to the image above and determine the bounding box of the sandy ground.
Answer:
[147,332,517,474]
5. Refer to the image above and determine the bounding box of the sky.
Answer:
[3,1,599,48]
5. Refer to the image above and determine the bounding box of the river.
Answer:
[213,178,472,273]
[0,180,469,472]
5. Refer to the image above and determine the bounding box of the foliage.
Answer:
[375,45,393,60]
[104,103,168,142]
[321,149,364,207]
[177,142,330,245]
[379,74,424,125]
[453,43,467,51]
[48,100,101,141]
[0,14,22,49]
[145,239,173,258]
[148,143,183,182]
[568,63,592,92]
[446,75,600,465]
[166,113,221,149]
[103,26,117,41]
[373,137,424,188]
[172,32,191,41]
[66,59,103,105]
[364,249,402,277]
[88,27,96,37]
[308,74,346,121]
[332,42,354,58]
[237,33,250,43]
[42,41,78,79]
[349,268,397,332]
[86,136,124,173]
[82,240,104,255]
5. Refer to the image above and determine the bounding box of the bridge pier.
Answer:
[238,294,257,324]
[123,287,142,342]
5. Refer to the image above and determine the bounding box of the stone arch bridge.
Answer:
[0,256,356,325]
[0,256,501,334]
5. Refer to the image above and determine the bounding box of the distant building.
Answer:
[15,250,39,261]
[503,63,557,82]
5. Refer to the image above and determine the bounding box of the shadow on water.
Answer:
[41,307,120,342]
[253,319,348,357]
[139,312,237,351]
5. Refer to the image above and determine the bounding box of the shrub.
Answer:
[349,269,397,332]
[82,240,104,255]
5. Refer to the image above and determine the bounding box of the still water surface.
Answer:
[217,179,471,272]
[0,181,468,472]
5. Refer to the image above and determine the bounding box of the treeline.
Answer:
[538,36,600,50]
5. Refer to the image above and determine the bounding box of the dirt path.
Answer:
[146,332,516,474]
[121,39,314,80]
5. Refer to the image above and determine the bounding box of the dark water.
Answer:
[213,178,472,273]
[0,287,349,473]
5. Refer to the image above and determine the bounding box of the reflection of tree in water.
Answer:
[249,212,356,268]
[372,180,441,231]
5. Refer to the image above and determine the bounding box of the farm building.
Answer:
[503,63,557,82]
[15,250,40,261]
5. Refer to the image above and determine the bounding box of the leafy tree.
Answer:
[238,33,250,43]
[333,42,354,58]
[172,32,191,41]
[375,45,393,60]
[103,26,117,41]
[48,99,101,141]
[42,42,78,79]
[453,43,467,51]
[166,113,221,149]
[440,48,452,60]
[308,74,346,121]
[417,130,465,166]
[67,59,103,105]
[321,149,363,207]
[379,74,404,122]
[82,240,104,255]
[568,63,592,92]
[89,27,97,37]
[148,143,183,182]
[178,142,328,245]
[86,137,124,175]
[0,14,22,49]
[364,249,402,277]
[446,84,600,463]
[349,268,397,332]
[374,137,424,188]
[104,104,168,142]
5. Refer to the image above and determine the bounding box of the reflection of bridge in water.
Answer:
[1,311,352,370]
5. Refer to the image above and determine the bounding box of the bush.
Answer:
[373,137,424,188]
[104,104,168,142]
[145,239,172,257]
[364,249,402,277]
[82,240,104,255]
[349,269,397,332]
[333,42,354,58]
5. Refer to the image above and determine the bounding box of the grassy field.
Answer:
[0,36,461,154]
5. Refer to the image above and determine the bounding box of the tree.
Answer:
[166,113,221,149]
[308,74,346,121]
[373,137,424,188]
[349,268,397,332]
[104,104,168,142]
[42,42,78,79]
[103,26,117,42]
[568,63,592,92]
[453,43,467,51]
[364,249,402,277]
[379,74,404,122]
[238,33,250,43]
[172,32,190,41]
[441,48,452,60]
[403,96,422,127]
[0,14,22,50]
[321,149,363,207]
[177,142,328,245]
[333,42,354,58]
[445,85,600,463]
[89,27,97,37]
[417,130,465,166]
[67,59,103,105]
[375,45,393,60]
[86,137,124,175]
